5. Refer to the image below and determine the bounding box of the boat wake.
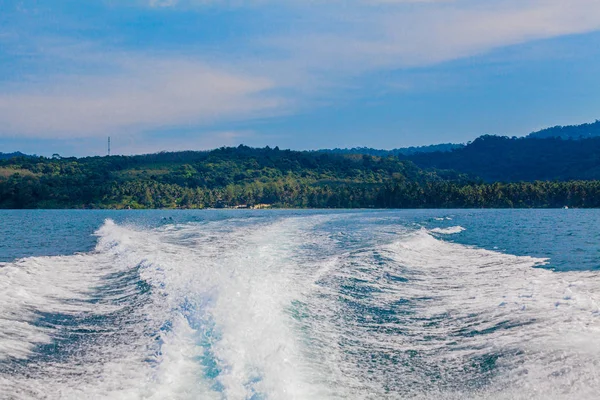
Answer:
[1,216,599,399]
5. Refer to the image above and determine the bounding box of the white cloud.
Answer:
[149,0,178,7]
[0,57,284,138]
[3,0,600,140]
[265,0,600,73]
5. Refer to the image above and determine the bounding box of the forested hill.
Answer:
[0,152,31,160]
[318,143,464,157]
[3,145,600,209]
[527,120,600,139]
[0,146,464,209]
[404,135,600,182]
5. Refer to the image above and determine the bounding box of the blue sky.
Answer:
[2,0,600,156]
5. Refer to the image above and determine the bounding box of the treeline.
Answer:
[1,146,598,209]
[527,120,600,140]
[0,152,32,160]
[2,172,598,209]
[377,180,600,208]
[404,135,600,182]
[0,146,461,209]
[81,179,600,209]
[318,143,463,157]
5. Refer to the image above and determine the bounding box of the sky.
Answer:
[1,0,600,156]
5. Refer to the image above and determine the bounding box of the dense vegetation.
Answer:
[404,135,600,182]
[527,120,600,139]
[1,145,599,209]
[0,146,460,209]
[0,152,32,160]
[319,143,463,157]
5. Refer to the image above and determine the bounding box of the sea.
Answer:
[0,209,599,400]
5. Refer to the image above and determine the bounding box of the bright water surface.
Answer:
[0,209,599,399]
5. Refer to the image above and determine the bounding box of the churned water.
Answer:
[0,209,599,399]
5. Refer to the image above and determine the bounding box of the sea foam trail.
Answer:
[2,216,600,400]
[0,219,207,399]
[0,220,147,361]
[0,217,336,400]
[303,227,600,399]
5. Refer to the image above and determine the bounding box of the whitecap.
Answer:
[430,226,466,234]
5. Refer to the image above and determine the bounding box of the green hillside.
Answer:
[405,135,600,182]
[1,145,599,209]
[527,120,600,140]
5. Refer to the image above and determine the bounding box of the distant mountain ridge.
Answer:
[319,120,600,158]
[4,120,600,186]
[403,135,600,182]
[318,143,464,157]
[527,120,600,139]
[0,152,32,160]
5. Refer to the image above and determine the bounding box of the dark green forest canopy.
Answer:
[527,120,600,140]
[1,144,600,209]
[404,135,600,182]
[317,120,600,161]
[0,146,464,209]
[0,152,32,160]
[316,143,464,157]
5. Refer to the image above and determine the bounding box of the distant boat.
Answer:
[563,206,569,209]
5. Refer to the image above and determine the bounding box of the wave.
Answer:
[305,228,600,399]
[0,217,336,399]
[430,226,466,234]
[1,216,600,399]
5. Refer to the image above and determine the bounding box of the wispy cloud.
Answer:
[149,0,178,7]
[2,0,600,142]
[0,53,284,138]
[263,0,600,73]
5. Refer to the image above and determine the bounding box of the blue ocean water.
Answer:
[0,209,599,399]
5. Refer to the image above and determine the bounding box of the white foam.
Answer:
[0,220,129,360]
[430,226,466,234]
[0,219,223,399]
[0,216,339,399]
[3,215,600,400]
[301,228,600,399]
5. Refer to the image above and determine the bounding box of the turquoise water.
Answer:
[0,210,599,399]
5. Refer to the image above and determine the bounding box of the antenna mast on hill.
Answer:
[108,137,111,156]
